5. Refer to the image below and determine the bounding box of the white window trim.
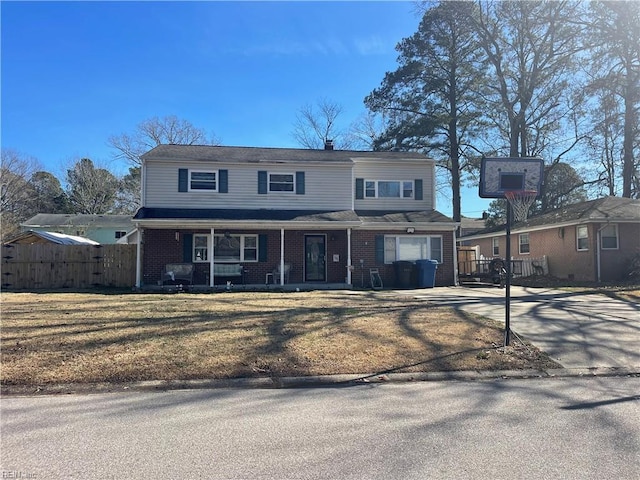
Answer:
[383,235,443,264]
[518,233,530,255]
[364,180,414,199]
[601,224,619,250]
[576,225,589,251]
[188,169,218,192]
[492,237,500,256]
[268,172,295,193]
[193,234,259,263]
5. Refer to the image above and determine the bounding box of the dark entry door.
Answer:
[305,235,326,282]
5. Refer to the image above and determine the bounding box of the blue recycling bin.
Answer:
[415,259,438,288]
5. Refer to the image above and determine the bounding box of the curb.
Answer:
[2,367,638,397]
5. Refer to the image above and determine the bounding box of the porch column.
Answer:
[347,228,352,285]
[135,226,142,288]
[210,227,215,287]
[280,228,285,285]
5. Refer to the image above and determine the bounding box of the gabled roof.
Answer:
[22,214,133,228]
[461,196,640,239]
[141,144,431,164]
[4,230,100,245]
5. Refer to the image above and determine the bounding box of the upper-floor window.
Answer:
[519,233,530,254]
[365,180,414,198]
[189,170,217,191]
[492,237,500,256]
[115,231,127,239]
[258,171,304,194]
[193,234,258,263]
[577,225,589,251]
[601,224,618,250]
[383,235,442,264]
[269,173,294,192]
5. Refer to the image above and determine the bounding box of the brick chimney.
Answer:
[324,139,334,150]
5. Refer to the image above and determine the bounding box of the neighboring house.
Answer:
[21,214,134,244]
[4,230,100,245]
[133,143,458,288]
[458,215,487,244]
[458,196,640,282]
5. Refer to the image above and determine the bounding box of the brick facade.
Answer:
[141,227,455,287]
[465,222,640,282]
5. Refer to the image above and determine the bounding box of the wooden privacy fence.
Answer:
[1,244,136,290]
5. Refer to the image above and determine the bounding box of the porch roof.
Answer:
[133,208,360,223]
[133,208,455,228]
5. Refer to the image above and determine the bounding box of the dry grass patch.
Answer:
[1,291,558,387]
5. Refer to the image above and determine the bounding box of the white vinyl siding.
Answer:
[144,161,352,210]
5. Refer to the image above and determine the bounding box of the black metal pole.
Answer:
[505,202,512,346]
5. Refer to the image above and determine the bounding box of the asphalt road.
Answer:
[2,376,639,479]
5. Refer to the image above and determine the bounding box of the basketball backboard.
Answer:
[479,157,544,198]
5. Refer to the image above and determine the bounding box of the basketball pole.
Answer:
[504,201,512,346]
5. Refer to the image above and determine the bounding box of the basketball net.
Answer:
[505,190,537,222]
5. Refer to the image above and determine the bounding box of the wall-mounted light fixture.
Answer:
[175,231,180,241]
[406,227,415,234]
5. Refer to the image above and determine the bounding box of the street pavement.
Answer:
[1,376,639,479]
[402,285,640,370]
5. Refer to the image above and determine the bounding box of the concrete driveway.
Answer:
[402,286,640,370]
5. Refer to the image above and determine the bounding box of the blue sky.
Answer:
[2,1,492,217]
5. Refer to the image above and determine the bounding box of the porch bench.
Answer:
[213,263,245,284]
[162,263,194,285]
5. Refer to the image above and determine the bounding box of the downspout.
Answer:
[280,228,285,285]
[596,223,609,283]
[135,224,142,288]
[210,227,215,287]
[347,228,352,285]
[453,227,458,286]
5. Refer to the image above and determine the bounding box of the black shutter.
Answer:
[355,178,364,199]
[183,233,193,262]
[219,169,228,193]
[296,171,305,194]
[414,179,423,200]
[258,171,267,194]
[375,235,385,264]
[258,234,268,262]
[178,169,188,192]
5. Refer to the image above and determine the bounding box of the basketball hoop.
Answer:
[505,190,537,222]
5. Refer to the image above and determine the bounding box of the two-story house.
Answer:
[133,143,458,288]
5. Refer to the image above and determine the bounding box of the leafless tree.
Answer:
[108,115,220,167]
[66,158,119,214]
[0,149,41,241]
[292,99,354,150]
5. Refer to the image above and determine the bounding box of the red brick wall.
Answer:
[351,230,455,287]
[141,227,455,287]
[464,222,640,282]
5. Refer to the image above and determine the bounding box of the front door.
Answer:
[304,235,326,282]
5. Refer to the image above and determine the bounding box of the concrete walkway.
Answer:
[400,285,640,370]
